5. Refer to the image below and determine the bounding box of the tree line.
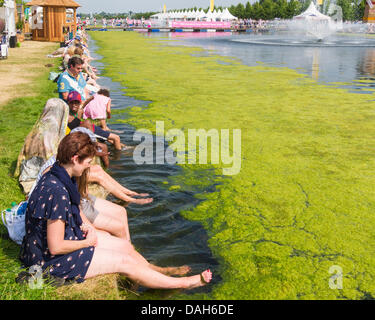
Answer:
[78,11,158,20]
[77,0,367,22]
[223,0,366,21]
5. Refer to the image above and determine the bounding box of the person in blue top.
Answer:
[57,56,88,102]
[20,132,213,288]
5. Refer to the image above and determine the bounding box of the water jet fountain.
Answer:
[233,1,375,48]
[291,1,340,41]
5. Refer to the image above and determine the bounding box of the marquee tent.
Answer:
[293,2,331,20]
[218,8,238,21]
[151,8,237,22]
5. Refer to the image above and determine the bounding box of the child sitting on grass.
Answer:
[67,91,125,151]
[83,88,111,131]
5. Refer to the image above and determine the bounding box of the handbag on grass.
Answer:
[1,201,27,245]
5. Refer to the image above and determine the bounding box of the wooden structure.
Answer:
[25,0,80,42]
[364,1,375,23]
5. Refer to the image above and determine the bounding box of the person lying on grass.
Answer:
[20,132,212,288]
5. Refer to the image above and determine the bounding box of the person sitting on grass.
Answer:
[83,88,112,131]
[71,126,110,168]
[20,132,212,288]
[66,91,125,151]
[66,97,109,168]
[75,47,99,80]
[57,57,88,102]
[28,144,153,242]
[26,139,127,241]
[62,46,75,70]
[70,46,100,91]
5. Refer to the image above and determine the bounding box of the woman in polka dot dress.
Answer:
[20,132,98,283]
[20,132,212,288]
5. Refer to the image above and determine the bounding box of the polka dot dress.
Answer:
[20,172,94,283]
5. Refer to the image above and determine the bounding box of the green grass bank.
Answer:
[90,31,375,300]
[0,43,62,299]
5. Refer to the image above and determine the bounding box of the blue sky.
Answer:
[76,0,250,13]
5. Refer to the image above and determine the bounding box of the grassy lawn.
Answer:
[0,41,62,299]
[91,31,375,300]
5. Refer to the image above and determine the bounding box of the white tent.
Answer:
[293,2,331,20]
[291,2,337,39]
[195,9,206,20]
[219,8,238,21]
[179,11,187,20]
[152,7,238,22]
[212,9,219,21]
[150,12,164,20]
[171,11,180,20]
[186,10,196,20]
[4,0,16,36]
[202,10,215,21]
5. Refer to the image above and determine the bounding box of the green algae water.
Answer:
[90,31,375,300]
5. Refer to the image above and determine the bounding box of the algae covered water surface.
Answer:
[90,31,375,299]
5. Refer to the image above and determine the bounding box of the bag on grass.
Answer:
[1,201,27,245]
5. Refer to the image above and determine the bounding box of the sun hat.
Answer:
[70,127,97,143]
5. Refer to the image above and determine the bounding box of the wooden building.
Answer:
[364,1,375,23]
[25,0,80,42]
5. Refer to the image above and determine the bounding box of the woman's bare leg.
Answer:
[85,246,211,289]
[108,133,123,150]
[88,165,152,204]
[100,119,109,131]
[93,197,130,241]
[96,142,109,168]
[88,165,127,197]
[95,231,191,276]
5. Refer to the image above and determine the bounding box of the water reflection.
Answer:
[146,32,375,87]
[312,49,320,81]
[360,49,375,76]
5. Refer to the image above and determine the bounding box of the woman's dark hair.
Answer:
[68,56,84,68]
[57,132,96,165]
[97,88,110,97]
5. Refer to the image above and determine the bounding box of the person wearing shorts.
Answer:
[81,195,99,223]
[66,91,124,150]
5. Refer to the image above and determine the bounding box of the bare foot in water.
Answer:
[151,265,191,276]
[164,265,192,276]
[185,269,212,289]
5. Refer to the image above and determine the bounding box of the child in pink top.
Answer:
[83,88,111,131]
